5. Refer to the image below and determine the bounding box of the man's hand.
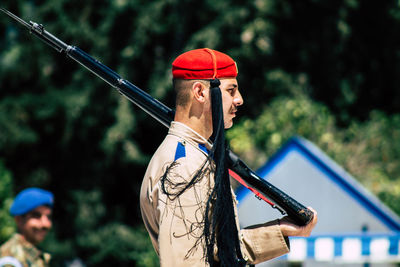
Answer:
[279,207,318,237]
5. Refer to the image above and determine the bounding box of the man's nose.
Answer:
[234,91,243,106]
[40,215,52,228]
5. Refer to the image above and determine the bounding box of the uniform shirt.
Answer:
[140,122,290,266]
[0,233,50,267]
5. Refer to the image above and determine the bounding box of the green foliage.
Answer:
[227,79,400,215]
[0,160,15,243]
[228,70,338,168]
[75,223,158,267]
[345,112,400,214]
[70,190,159,267]
[41,189,159,266]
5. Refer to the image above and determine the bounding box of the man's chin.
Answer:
[31,232,49,244]
[224,121,233,129]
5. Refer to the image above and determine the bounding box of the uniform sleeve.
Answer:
[157,158,209,267]
[239,220,290,265]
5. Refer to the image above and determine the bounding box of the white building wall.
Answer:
[236,137,400,267]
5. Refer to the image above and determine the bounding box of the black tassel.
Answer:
[204,78,245,267]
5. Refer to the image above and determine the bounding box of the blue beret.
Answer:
[10,187,54,216]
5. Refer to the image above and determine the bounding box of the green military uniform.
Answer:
[0,234,51,267]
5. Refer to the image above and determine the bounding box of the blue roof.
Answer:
[236,136,400,231]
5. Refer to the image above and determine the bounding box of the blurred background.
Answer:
[0,0,399,266]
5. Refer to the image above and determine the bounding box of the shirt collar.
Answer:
[169,122,213,151]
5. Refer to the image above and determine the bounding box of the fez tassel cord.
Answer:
[1,8,313,226]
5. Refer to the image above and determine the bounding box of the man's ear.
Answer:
[192,82,207,103]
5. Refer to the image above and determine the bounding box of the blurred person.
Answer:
[140,48,318,267]
[0,187,54,267]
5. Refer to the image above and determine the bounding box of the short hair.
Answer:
[173,79,209,108]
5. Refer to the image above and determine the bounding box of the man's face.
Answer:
[219,78,243,129]
[15,205,52,245]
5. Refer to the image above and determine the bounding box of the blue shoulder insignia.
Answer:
[174,142,186,161]
[198,143,210,154]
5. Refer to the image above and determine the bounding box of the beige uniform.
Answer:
[0,234,50,267]
[140,122,289,266]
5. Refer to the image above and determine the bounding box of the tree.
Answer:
[227,73,400,215]
[0,159,15,243]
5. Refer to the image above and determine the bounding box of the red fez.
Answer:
[172,48,238,79]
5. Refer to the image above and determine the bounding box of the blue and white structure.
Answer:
[236,136,400,266]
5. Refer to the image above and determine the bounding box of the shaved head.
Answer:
[173,79,209,108]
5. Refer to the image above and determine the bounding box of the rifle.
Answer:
[0,8,314,226]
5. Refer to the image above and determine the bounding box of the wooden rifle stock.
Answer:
[1,8,313,226]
